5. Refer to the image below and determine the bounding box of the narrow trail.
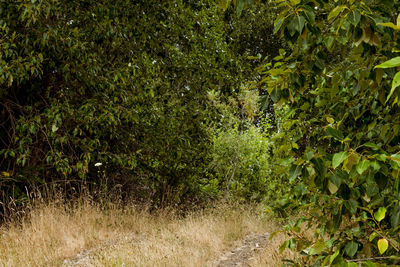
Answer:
[212,233,270,267]
[63,232,270,267]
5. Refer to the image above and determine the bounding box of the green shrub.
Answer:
[0,0,244,207]
[203,88,283,202]
[209,124,271,201]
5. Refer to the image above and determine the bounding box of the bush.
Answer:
[0,0,244,208]
[203,88,282,202]
[209,124,272,201]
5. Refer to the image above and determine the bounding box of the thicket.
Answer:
[0,0,244,209]
[0,0,281,217]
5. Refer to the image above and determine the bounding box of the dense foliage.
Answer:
[204,88,275,201]
[0,0,282,214]
[10,0,400,264]
[0,0,249,207]
[226,0,400,265]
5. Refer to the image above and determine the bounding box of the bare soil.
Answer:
[213,232,270,267]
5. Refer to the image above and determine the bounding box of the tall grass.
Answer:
[0,198,297,266]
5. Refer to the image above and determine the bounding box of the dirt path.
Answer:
[63,232,270,267]
[212,233,270,267]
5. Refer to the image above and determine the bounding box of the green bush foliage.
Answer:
[253,0,400,265]
[204,87,290,203]
[0,0,246,206]
[224,0,400,264]
[211,124,275,201]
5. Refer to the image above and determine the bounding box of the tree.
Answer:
[0,0,244,208]
[263,0,400,265]
[224,0,400,264]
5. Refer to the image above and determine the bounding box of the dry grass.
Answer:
[0,200,297,267]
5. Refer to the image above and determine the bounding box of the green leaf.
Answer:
[328,181,338,194]
[304,151,314,161]
[347,10,361,26]
[289,0,300,5]
[386,71,400,103]
[345,199,357,214]
[356,159,371,175]
[367,184,379,197]
[269,231,279,240]
[369,232,378,242]
[218,0,232,10]
[329,249,340,264]
[344,241,358,257]
[377,154,387,162]
[375,57,400,69]
[52,124,59,133]
[363,261,378,267]
[292,15,305,34]
[312,158,327,178]
[326,127,344,141]
[289,164,302,182]
[328,174,341,194]
[368,119,377,132]
[377,238,389,254]
[309,239,326,255]
[274,17,286,34]
[344,153,360,172]
[363,142,381,150]
[328,5,347,21]
[374,207,387,222]
[333,211,342,230]
[294,183,306,196]
[332,151,348,169]
[279,240,289,254]
[391,206,400,228]
[324,36,335,49]
[370,161,381,171]
[288,237,296,249]
[236,0,245,16]
[302,10,315,24]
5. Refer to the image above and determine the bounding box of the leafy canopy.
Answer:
[227,0,400,264]
[0,0,245,206]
